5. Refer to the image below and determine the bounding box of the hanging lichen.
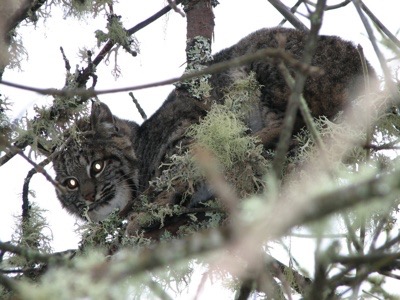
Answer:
[156,73,267,199]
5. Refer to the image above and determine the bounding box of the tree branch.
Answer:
[272,0,327,177]
[268,0,309,32]
[0,47,323,98]
[0,0,46,77]
[0,241,67,264]
[78,0,183,87]
[352,0,394,93]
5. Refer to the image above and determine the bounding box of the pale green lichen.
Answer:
[155,73,267,200]
[177,36,213,100]
[6,203,52,268]
[17,250,131,300]
[0,95,12,152]
[77,210,125,248]
[151,145,201,194]
[95,14,139,55]
[50,0,113,19]
[6,31,28,71]
[223,71,262,117]
[187,102,267,196]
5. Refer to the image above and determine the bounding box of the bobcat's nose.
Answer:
[81,181,96,202]
[84,192,95,202]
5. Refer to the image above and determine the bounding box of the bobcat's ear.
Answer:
[90,102,116,131]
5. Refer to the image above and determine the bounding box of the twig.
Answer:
[305,0,351,10]
[167,0,185,17]
[352,0,394,91]
[78,0,183,86]
[268,0,309,32]
[22,158,51,221]
[278,0,305,27]
[0,241,65,264]
[277,61,325,151]
[0,138,30,167]
[271,0,327,177]
[360,1,400,50]
[342,214,362,253]
[379,271,400,281]
[0,1,184,166]
[369,216,388,251]
[21,134,72,220]
[289,232,348,239]
[267,254,312,296]
[59,46,71,72]
[128,92,147,120]
[0,47,323,98]
[16,149,65,194]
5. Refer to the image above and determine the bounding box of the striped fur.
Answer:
[52,102,139,221]
[52,28,376,222]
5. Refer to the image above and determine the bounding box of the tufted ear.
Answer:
[90,102,116,132]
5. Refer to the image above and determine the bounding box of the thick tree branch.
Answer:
[0,0,46,77]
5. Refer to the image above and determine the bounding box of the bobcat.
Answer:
[52,27,376,222]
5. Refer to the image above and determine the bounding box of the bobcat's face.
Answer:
[52,103,139,222]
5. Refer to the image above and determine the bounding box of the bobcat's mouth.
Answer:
[86,190,115,209]
[85,185,132,222]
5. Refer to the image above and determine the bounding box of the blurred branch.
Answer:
[305,0,351,10]
[148,278,174,300]
[277,61,325,150]
[0,241,66,264]
[267,254,312,295]
[192,146,240,231]
[352,0,395,93]
[0,273,17,293]
[236,278,253,300]
[359,1,400,49]
[272,0,327,177]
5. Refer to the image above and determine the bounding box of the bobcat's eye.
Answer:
[90,160,105,177]
[65,178,79,190]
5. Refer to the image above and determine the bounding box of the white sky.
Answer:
[0,1,399,294]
